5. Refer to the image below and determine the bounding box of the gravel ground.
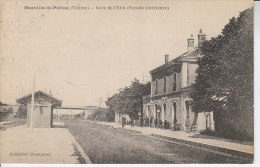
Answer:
[0,119,26,131]
[0,121,80,164]
[65,120,247,164]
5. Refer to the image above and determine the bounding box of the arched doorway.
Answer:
[155,104,161,121]
[155,104,158,119]
[163,103,166,122]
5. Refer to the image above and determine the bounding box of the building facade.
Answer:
[143,29,214,132]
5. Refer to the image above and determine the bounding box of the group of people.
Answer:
[142,115,170,129]
[142,115,192,132]
[143,115,154,127]
[121,115,192,132]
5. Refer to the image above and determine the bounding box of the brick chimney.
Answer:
[165,54,169,64]
[198,29,206,49]
[187,34,195,52]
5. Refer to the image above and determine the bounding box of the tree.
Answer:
[87,108,109,121]
[106,79,151,121]
[191,8,253,140]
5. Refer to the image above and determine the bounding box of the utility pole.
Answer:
[30,76,35,132]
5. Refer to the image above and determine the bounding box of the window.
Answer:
[163,77,166,93]
[155,80,158,94]
[173,73,177,91]
[155,104,158,119]
[173,102,177,124]
[163,103,166,121]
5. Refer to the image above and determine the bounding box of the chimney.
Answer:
[165,54,169,64]
[187,34,195,52]
[198,29,206,49]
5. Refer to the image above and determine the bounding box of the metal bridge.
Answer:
[54,105,99,120]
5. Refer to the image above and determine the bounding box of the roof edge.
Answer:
[16,90,62,104]
[150,47,198,74]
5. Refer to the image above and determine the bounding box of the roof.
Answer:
[150,47,199,74]
[16,90,62,105]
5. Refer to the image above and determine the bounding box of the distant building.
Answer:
[115,113,131,123]
[143,29,214,132]
[16,90,62,128]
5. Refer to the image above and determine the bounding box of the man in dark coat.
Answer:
[122,117,126,128]
[150,116,154,127]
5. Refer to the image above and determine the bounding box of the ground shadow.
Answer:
[189,133,254,146]
[52,124,66,128]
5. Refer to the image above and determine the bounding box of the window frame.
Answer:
[173,73,177,91]
[155,79,158,95]
[163,76,166,93]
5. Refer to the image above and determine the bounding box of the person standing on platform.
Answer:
[122,117,126,128]
[185,116,191,133]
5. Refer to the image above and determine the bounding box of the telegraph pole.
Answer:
[30,76,35,132]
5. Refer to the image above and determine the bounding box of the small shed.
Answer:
[16,90,62,128]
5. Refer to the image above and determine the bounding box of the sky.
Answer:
[0,0,253,107]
